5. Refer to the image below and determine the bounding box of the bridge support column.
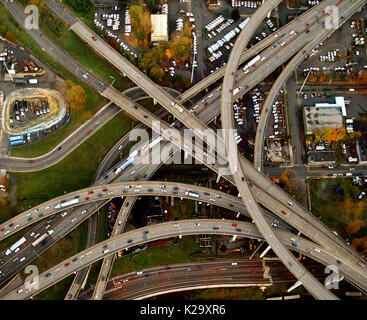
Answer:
[216,174,221,183]
[287,280,302,293]
[171,196,174,206]
[260,245,271,258]
[153,98,157,105]
[122,72,126,77]
[195,200,198,214]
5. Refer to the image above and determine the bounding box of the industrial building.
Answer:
[151,14,169,43]
[303,96,347,135]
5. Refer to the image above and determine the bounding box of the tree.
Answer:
[231,8,240,21]
[0,197,6,207]
[1,177,10,192]
[146,0,162,13]
[280,169,306,201]
[5,31,16,43]
[63,80,87,112]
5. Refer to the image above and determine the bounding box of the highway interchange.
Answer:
[0,0,367,300]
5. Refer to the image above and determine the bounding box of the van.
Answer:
[103,248,110,254]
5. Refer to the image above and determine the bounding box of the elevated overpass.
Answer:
[2,219,356,300]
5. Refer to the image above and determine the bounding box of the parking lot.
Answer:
[297,9,367,83]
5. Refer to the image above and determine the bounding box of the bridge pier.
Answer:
[287,280,302,293]
[260,245,271,258]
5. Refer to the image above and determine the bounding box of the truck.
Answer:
[185,191,200,198]
[31,233,48,247]
[243,55,260,71]
[171,102,183,113]
[28,79,38,84]
[9,237,27,252]
[54,198,79,209]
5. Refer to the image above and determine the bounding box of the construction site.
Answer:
[2,88,68,145]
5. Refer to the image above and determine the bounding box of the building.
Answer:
[303,106,343,135]
[208,0,220,9]
[151,14,168,43]
[307,151,336,166]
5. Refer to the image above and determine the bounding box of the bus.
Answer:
[9,135,23,141]
[9,139,24,146]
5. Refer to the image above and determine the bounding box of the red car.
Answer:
[281,210,287,215]
[294,147,297,152]
[91,35,97,41]
[86,130,91,135]
[84,197,90,201]
[24,242,29,246]
[88,191,94,194]
[102,188,108,192]
[0,228,4,232]
[64,262,70,267]
[232,223,238,227]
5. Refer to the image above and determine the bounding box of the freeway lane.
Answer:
[43,0,367,273]
[0,0,338,173]
[0,181,278,242]
[2,219,356,300]
[2,0,367,292]
[95,260,326,300]
[253,1,358,170]
[220,0,337,300]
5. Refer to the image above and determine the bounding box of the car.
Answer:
[294,147,296,152]
[194,222,200,226]
[231,262,238,266]
[64,262,70,267]
[290,237,296,242]
[86,130,91,135]
[235,228,242,232]
[314,247,321,253]
[97,193,102,197]
[281,210,287,215]
[88,191,94,194]
[72,258,78,262]
[232,223,238,227]
[127,239,133,243]
[102,188,108,192]
[291,243,298,247]
[16,289,23,294]
[45,273,51,278]
[24,242,29,246]
[143,230,149,235]
[84,197,89,201]
[91,35,97,41]
[213,226,219,230]
[287,201,293,206]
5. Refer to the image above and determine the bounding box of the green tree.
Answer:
[231,8,240,21]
